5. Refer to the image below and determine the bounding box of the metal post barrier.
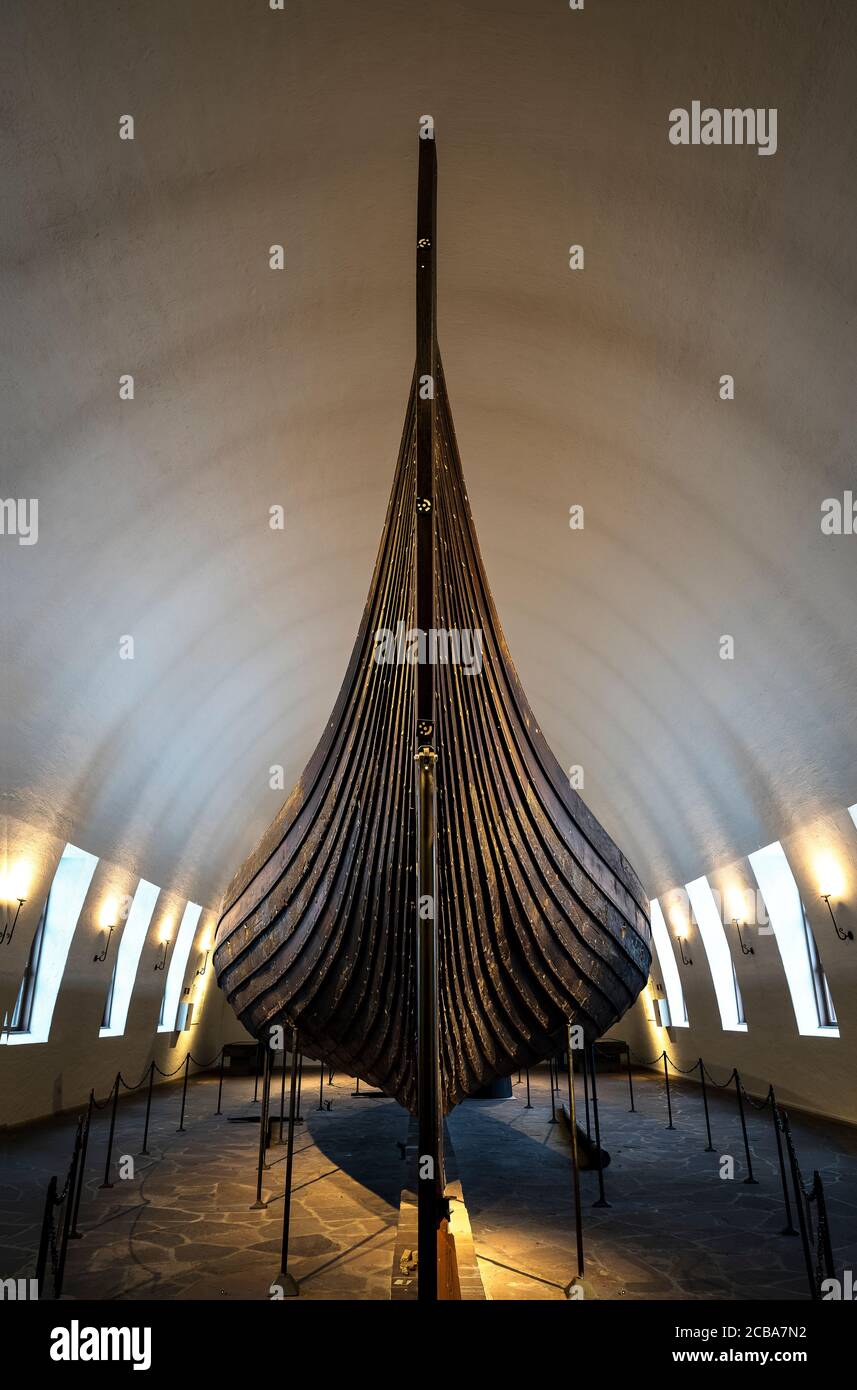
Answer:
[278,1048,287,1143]
[814,1176,836,1283]
[662,1052,674,1130]
[251,1046,272,1208]
[733,1072,758,1184]
[296,1051,304,1122]
[549,1058,557,1124]
[35,1176,57,1297]
[352,1075,360,1097]
[140,1061,155,1155]
[253,1041,262,1103]
[278,1027,301,1296]
[625,1044,636,1112]
[100,1074,121,1188]
[54,1121,83,1299]
[318,1061,325,1111]
[588,1046,610,1209]
[698,1059,714,1153]
[177,1053,191,1132]
[769,1089,797,1236]
[582,1052,591,1139]
[216,1048,226,1116]
[70,1095,93,1238]
[524,1068,532,1109]
[781,1111,817,1299]
[563,1021,585,1291]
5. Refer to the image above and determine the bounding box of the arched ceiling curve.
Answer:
[3,0,856,908]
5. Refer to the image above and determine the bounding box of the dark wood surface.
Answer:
[214,152,652,1116]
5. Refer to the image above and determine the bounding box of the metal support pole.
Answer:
[588,1046,610,1209]
[216,1049,225,1115]
[278,1048,287,1143]
[251,1046,272,1208]
[295,1051,304,1123]
[581,1051,591,1139]
[35,1176,57,1297]
[55,1122,83,1299]
[662,1052,674,1130]
[70,1094,93,1238]
[524,1068,532,1109]
[416,741,441,1301]
[278,1026,301,1296]
[698,1059,714,1152]
[563,1021,585,1290]
[177,1053,191,1132]
[770,1090,797,1236]
[733,1071,758,1184]
[782,1111,817,1299]
[253,1041,262,1103]
[625,1044,636,1112]
[549,1058,557,1124]
[100,1074,120,1188]
[140,1061,155,1155]
[318,1062,325,1111]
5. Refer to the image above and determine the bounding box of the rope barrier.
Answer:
[589,1038,838,1300]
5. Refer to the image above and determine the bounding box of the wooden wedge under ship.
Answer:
[214,136,650,1151]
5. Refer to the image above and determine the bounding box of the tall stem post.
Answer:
[414,128,442,1302]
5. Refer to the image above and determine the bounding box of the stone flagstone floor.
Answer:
[1,1062,855,1300]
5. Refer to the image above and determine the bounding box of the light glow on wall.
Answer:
[0,858,33,903]
[686,875,747,1032]
[649,898,689,1027]
[748,840,839,1039]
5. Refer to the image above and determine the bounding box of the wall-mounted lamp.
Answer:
[154,937,172,971]
[732,918,755,955]
[0,897,26,947]
[93,923,115,962]
[673,923,693,966]
[821,894,853,943]
[195,949,209,977]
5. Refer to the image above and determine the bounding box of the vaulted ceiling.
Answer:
[4,0,857,911]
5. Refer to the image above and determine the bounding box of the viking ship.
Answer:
[214,138,651,1123]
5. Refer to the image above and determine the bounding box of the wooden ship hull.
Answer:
[213,143,651,1117]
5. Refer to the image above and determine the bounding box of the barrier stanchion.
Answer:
[698,1058,715,1152]
[318,1061,325,1111]
[54,1119,83,1298]
[140,1061,155,1155]
[35,1176,57,1297]
[588,1045,610,1209]
[733,1072,758,1184]
[781,1110,818,1299]
[582,1052,591,1139]
[100,1074,121,1188]
[253,1041,262,1103]
[625,1044,636,1112]
[524,1068,532,1110]
[216,1048,226,1116]
[563,1021,585,1294]
[662,1052,674,1130]
[296,1050,304,1123]
[278,1049,287,1142]
[70,1094,93,1238]
[251,1047,272,1209]
[277,1027,301,1297]
[548,1058,558,1124]
[177,1053,191,1133]
[769,1089,797,1236]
